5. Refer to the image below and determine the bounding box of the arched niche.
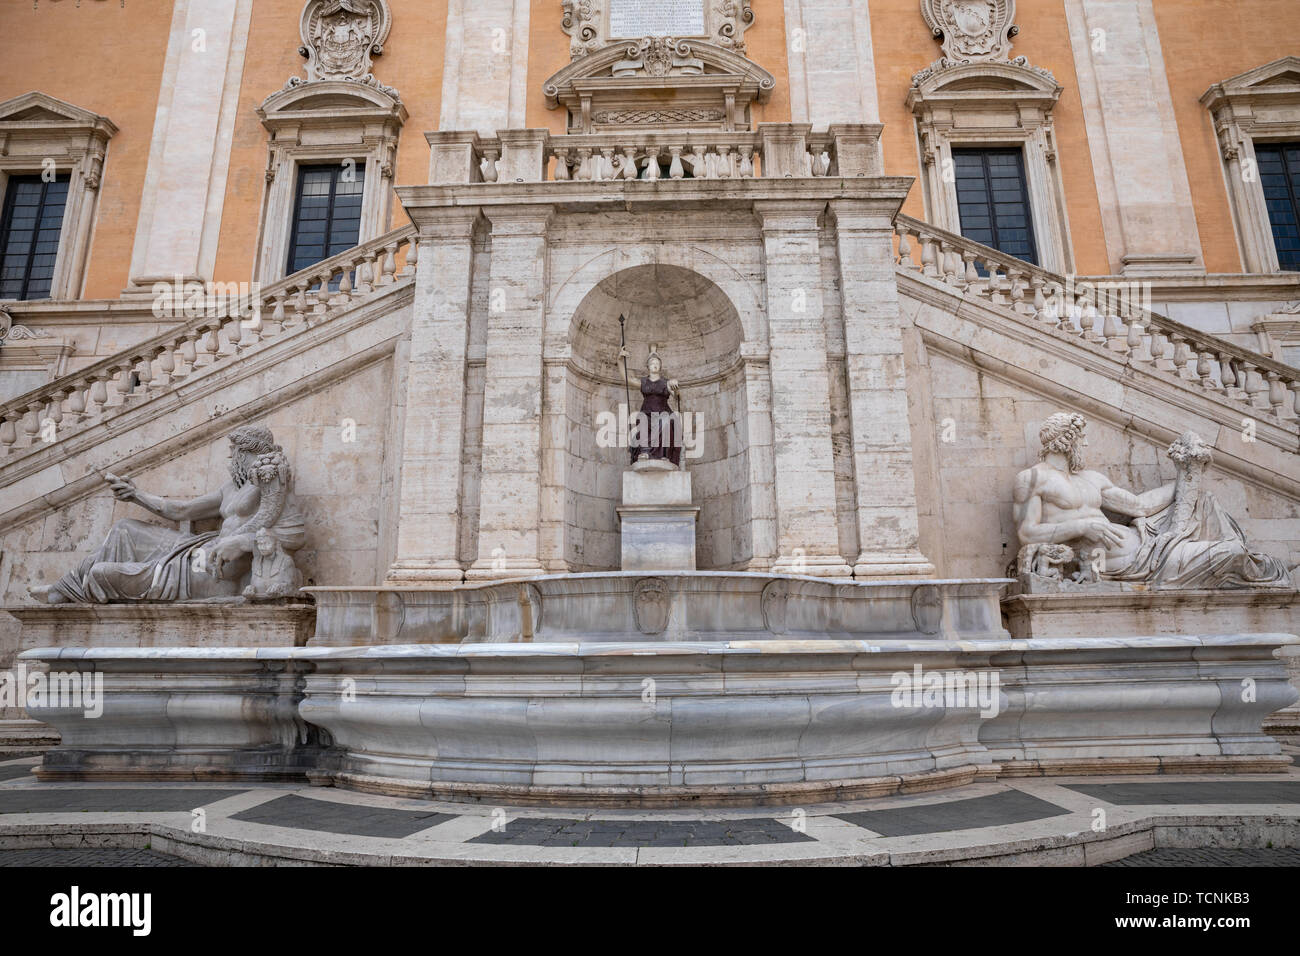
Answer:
[563,264,752,571]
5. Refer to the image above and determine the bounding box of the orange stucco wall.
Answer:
[870,0,1111,275]
[1152,0,1300,275]
[0,0,171,299]
[210,0,447,284]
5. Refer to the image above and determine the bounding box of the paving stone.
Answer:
[834,789,1071,837]
[0,764,35,783]
[0,849,199,867]
[1064,781,1300,805]
[470,816,813,847]
[1101,848,1300,867]
[229,794,456,838]
[0,789,246,814]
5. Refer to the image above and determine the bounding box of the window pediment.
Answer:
[544,37,774,132]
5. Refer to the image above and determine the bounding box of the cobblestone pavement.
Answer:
[0,849,198,866]
[1101,848,1300,866]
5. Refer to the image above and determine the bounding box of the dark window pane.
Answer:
[1257,142,1300,270]
[286,161,367,283]
[951,148,1039,267]
[0,173,70,300]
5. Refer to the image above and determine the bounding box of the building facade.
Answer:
[0,0,1297,797]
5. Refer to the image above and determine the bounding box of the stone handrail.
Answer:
[893,213,1300,423]
[0,224,417,458]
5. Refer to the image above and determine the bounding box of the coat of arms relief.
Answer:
[298,0,392,83]
[920,0,1017,62]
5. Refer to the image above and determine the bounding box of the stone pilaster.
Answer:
[783,0,881,125]
[438,0,531,136]
[755,200,851,577]
[1064,0,1203,276]
[465,205,554,581]
[126,0,253,290]
[829,200,935,579]
[385,208,481,585]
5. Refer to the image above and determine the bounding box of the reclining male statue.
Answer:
[1012,412,1291,589]
[28,424,305,604]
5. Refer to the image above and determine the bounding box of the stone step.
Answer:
[0,718,60,757]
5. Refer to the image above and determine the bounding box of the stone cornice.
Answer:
[396,177,915,219]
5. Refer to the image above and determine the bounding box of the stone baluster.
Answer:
[0,412,17,455]
[919,233,940,278]
[962,250,980,291]
[738,148,754,177]
[192,329,219,370]
[21,401,42,445]
[620,145,638,180]
[716,144,733,178]
[894,224,916,270]
[574,147,593,181]
[668,145,684,180]
[1196,349,1219,389]
[222,312,244,355]
[400,237,418,278]
[88,376,109,417]
[265,292,286,337]
[480,147,500,183]
[1290,380,1300,419]
[1265,370,1287,417]
[354,257,373,294]
[551,147,570,181]
[1167,334,1193,380]
[1123,310,1145,357]
[41,392,65,442]
[132,353,154,400]
[1243,364,1271,409]
[1148,330,1174,371]
[337,260,354,299]
[1217,353,1241,399]
[380,243,399,286]
[987,265,1009,308]
[319,266,344,308]
[1101,300,1126,353]
[66,382,88,424]
[643,146,661,180]
[599,147,617,180]
[1007,268,1031,315]
[290,282,310,328]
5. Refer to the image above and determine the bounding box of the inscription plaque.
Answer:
[608,0,706,39]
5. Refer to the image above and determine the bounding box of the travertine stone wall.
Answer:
[466,206,553,579]
[386,209,481,583]
[755,200,851,576]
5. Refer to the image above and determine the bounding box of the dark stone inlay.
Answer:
[0,849,199,867]
[834,789,1071,837]
[0,788,245,814]
[470,817,814,847]
[1064,781,1300,805]
[230,794,455,838]
[1102,847,1300,867]
[0,764,36,783]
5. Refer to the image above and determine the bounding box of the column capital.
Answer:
[406,206,483,241]
[485,203,556,236]
[753,199,826,234]
[826,198,902,233]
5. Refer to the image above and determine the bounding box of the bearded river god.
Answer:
[1013,411,1291,589]
[27,425,305,604]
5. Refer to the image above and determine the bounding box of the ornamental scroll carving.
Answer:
[298,0,392,83]
[561,0,755,60]
[920,0,1017,62]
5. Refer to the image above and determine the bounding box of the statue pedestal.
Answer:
[617,459,699,571]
